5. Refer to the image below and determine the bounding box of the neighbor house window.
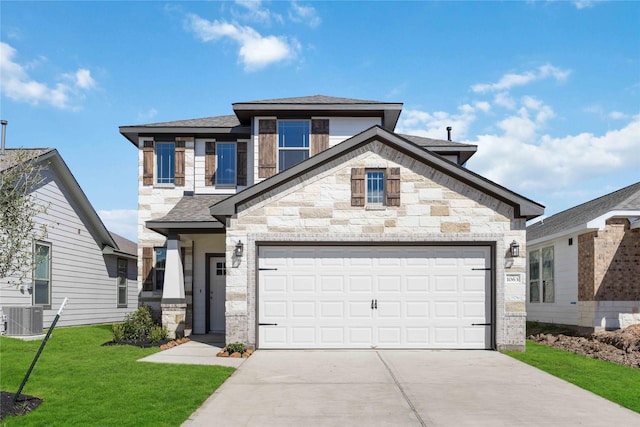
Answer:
[117,258,128,307]
[216,143,236,186]
[366,170,385,205]
[529,247,554,303]
[156,142,175,184]
[33,241,51,307]
[278,121,309,171]
[154,248,166,291]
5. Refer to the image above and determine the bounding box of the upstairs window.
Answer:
[366,171,385,205]
[216,143,236,187]
[156,142,175,184]
[278,121,309,171]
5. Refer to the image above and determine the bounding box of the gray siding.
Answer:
[1,167,138,330]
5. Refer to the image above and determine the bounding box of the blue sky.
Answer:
[1,1,638,242]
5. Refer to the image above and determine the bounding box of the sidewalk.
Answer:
[138,334,245,368]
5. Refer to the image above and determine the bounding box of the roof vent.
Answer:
[446,126,452,141]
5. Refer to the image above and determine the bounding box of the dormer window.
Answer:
[278,121,309,171]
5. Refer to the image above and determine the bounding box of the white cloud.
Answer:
[233,0,283,24]
[0,42,95,109]
[494,92,516,110]
[471,64,571,93]
[289,1,321,28]
[98,209,138,242]
[468,114,639,191]
[186,14,300,71]
[572,0,606,9]
[608,111,628,120]
[474,101,491,113]
[396,104,477,140]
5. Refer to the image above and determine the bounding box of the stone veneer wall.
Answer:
[137,137,195,323]
[224,141,528,350]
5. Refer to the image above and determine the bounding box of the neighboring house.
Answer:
[527,182,640,332]
[0,149,138,333]
[120,95,544,351]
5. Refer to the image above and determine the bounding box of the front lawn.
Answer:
[504,340,640,413]
[0,325,234,426]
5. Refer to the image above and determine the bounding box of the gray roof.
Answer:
[234,95,390,105]
[398,134,477,164]
[1,148,118,250]
[124,115,240,128]
[109,232,137,257]
[232,94,403,131]
[145,194,229,235]
[527,181,640,241]
[211,126,544,220]
[0,148,53,173]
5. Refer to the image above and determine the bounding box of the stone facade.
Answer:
[225,140,527,350]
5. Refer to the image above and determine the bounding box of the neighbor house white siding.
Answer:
[0,167,138,329]
[526,233,579,326]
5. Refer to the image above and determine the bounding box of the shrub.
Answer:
[112,306,155,342]
[225,342,246,354]
[149,325,169,343]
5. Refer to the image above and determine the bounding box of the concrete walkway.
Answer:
[138,334,245,368]
[182,350,640,426]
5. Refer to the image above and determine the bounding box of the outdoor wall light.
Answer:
[510,240,520,257]
[235,240,244,257]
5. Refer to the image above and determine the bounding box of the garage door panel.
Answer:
[258,245,491,349]
[349,276,373,293]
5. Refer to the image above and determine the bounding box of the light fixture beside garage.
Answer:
[510,240,520,257]
[235,240,244,257]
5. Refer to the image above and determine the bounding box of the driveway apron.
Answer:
[182,350,640,426]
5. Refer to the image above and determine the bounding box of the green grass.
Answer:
[0,325,235,426]
[504,340,640,413]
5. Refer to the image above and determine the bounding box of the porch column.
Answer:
[161,234,186,338]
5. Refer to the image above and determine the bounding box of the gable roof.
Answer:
[232,94,403,130]
[1,148,123,253]
[210,126,544,220]
[109,232,137,257]
[527,181,640,243]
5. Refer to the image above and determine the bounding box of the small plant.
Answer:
[112,323,125,342]
[225,342,246,354]
[148,325,169,343]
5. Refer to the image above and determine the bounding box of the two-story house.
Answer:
[120,95,543,351]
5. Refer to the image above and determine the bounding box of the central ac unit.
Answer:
[3,306,44,336]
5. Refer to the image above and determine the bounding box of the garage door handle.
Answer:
[259,323,278,326]
[472,268,491,271]
[371,299,378,309]
[259,268,278,271]
[371,300,374,309]
[471,323,491,326]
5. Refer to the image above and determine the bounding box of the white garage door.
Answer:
[258,246,492,349]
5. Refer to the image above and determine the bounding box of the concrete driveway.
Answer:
[182,350,640,426]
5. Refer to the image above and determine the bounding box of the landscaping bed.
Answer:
[529,324,640,369]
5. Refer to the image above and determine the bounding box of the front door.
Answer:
[209,256,226,333]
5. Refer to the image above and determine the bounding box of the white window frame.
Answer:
[366,169,385,207]
[33,241,52,309]
[277,120,310,172]
[215,142,237,188]
[529,246,555,303]
[117,258,128,307]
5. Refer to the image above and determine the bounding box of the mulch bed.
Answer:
[102,339,170,348]
[0,391,43,422]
